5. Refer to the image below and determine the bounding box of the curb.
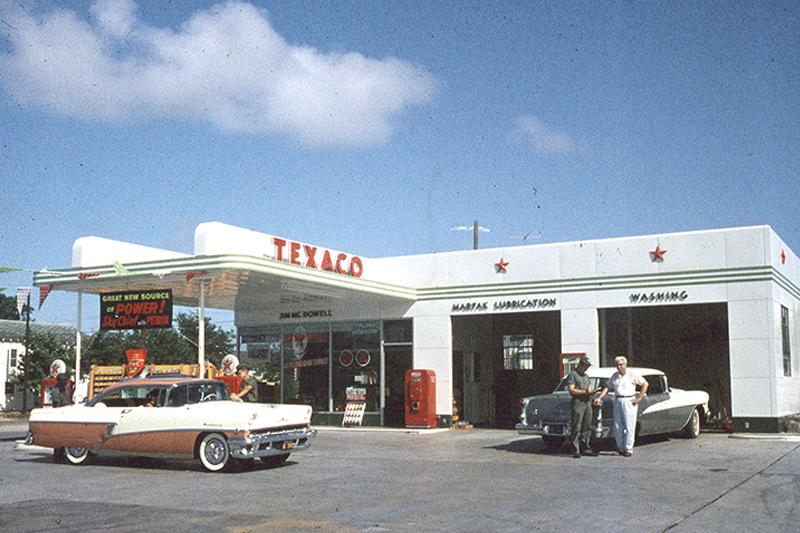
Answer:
[316,426,450,434]
[728,433,800,442]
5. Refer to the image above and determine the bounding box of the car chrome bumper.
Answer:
[228,426,317,459]
[515,422,568,437]
[516,422,613,440]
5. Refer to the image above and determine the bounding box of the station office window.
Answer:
[503,335,534,370]
[331,322,381,412]
[782,306,791,377]
[241,321,386,413]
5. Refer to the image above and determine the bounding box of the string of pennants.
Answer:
[1,264,209,313]
[0,267,47,312]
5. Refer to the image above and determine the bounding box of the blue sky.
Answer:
[1,0,798,331]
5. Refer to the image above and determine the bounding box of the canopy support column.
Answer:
[198,280,206,378]
[76,291,82,399]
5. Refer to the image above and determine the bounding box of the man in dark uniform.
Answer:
[567,356,597,458]
[51,373,72,408]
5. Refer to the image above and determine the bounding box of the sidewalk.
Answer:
[0,418,28,442]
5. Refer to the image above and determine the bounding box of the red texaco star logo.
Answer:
[781,250,786,264]
[649,245,667,262]
[495,258,509,273]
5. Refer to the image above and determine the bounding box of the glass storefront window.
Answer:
[283,323,329,411]
[241,319,402,420]
[331,322,381,412]
[384,320,413,344]
[240,328,282,384]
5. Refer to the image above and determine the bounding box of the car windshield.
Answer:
[553,377,607,393]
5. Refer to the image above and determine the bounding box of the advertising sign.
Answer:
[100,290,173,330]
[220,354,240,375]
[49,359,66,378]
[346,387,367,401]
[125,349,147,378]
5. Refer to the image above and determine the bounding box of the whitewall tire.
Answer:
[199,433,230,472]
[682,409,701,439]
[64,446,92,465]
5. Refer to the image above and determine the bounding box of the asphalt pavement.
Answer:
[2,418,800,533]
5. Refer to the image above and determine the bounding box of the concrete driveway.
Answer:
[3,420,799,533]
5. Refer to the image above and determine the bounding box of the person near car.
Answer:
[231,365,258,402]
[51,373,72,408]
[143,390,159,407]
[594,356,648,456]
[566,356,597,458]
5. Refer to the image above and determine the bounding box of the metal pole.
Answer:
[75,291,82,400]
[473,220,479,250]
[23,292,30,411]
[198,280,205,378]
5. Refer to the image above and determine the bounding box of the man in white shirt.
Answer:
[594,356,648,456]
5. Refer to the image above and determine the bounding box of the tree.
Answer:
[11,331,74,397]
[80,312,234,373]
[175,312,235,368]
[0,291,31,320]
[134,326,194,365]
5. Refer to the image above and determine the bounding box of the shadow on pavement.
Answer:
[13,449,298,474]
[487,433,672,457]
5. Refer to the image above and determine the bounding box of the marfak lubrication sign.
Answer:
[100,290,172,330]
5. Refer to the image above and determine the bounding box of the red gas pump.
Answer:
[214,354,242,395]
[214,373,242,395]
[40,377,73,407]
[405,369,436,428]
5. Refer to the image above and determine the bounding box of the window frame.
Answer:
[782,306,791,377]
[502,334,535,370]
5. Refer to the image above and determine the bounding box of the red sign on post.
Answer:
[125,349,147,378]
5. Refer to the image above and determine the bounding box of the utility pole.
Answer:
[451,221,490,250]
[22,291,30,411]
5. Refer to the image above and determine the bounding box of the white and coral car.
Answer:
[516,367,709,451]
[25,375,316,472]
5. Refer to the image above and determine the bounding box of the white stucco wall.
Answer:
[411,310,453,417]
[728,282,775,419]
[1,341,24,411]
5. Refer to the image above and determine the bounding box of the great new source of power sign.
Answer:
[100,290,173,330]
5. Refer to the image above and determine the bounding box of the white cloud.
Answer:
[512,115,576,154]
[0,0,436,146]
[90,0,137,39]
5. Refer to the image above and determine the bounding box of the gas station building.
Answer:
[34,222,800,432]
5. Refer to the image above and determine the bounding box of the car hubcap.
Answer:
[204,439,225,465]
[68,447,86,458]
